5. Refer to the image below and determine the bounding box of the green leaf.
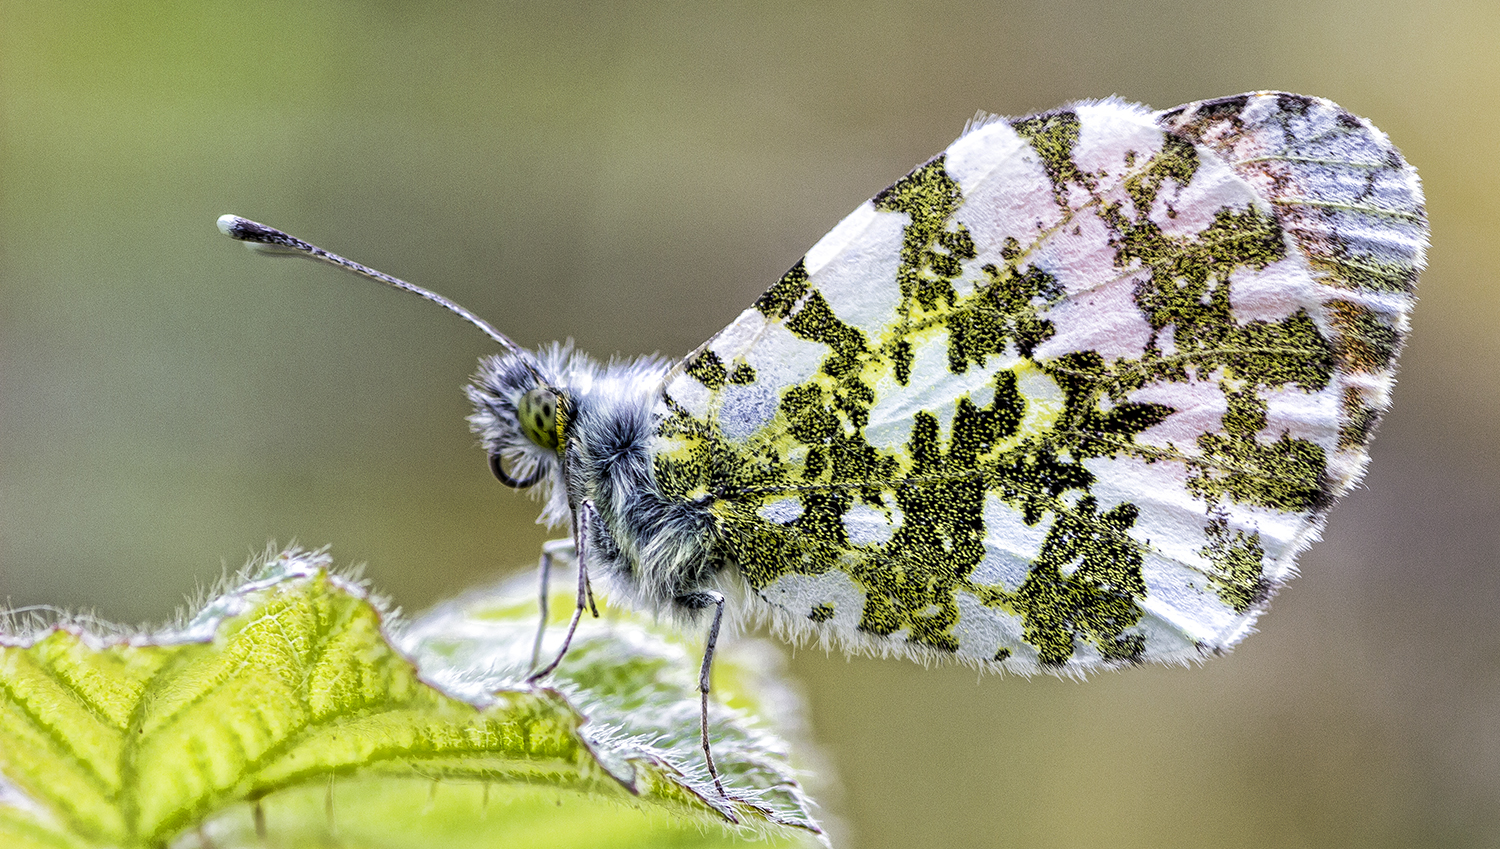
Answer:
[0,550,826,848]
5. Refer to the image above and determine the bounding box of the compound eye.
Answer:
[489,453,545,489]
[517,388,561,451]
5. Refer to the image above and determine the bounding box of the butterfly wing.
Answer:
[653,92,1424,673]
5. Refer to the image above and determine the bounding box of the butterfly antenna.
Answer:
[217,214,529,359]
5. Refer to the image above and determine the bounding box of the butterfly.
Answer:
[220,90,1426,795]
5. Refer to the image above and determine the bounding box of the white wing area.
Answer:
[655,93,1424,674]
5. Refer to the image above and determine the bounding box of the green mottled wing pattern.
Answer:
[653,92,1424,672]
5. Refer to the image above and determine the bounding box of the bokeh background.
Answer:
[2,2,1494,846]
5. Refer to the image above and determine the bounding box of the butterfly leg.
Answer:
[583,564,599,618]
[527,504,597,684]
[677,589,727,796]
[529,538,576,672]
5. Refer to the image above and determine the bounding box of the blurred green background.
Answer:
[1,2,1494,846]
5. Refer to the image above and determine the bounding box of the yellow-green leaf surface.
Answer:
[0,550,824,848]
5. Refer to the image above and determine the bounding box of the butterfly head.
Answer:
[466,343,593,525]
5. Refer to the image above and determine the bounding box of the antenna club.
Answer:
[216,214,311,256]
[216,214,281,243]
